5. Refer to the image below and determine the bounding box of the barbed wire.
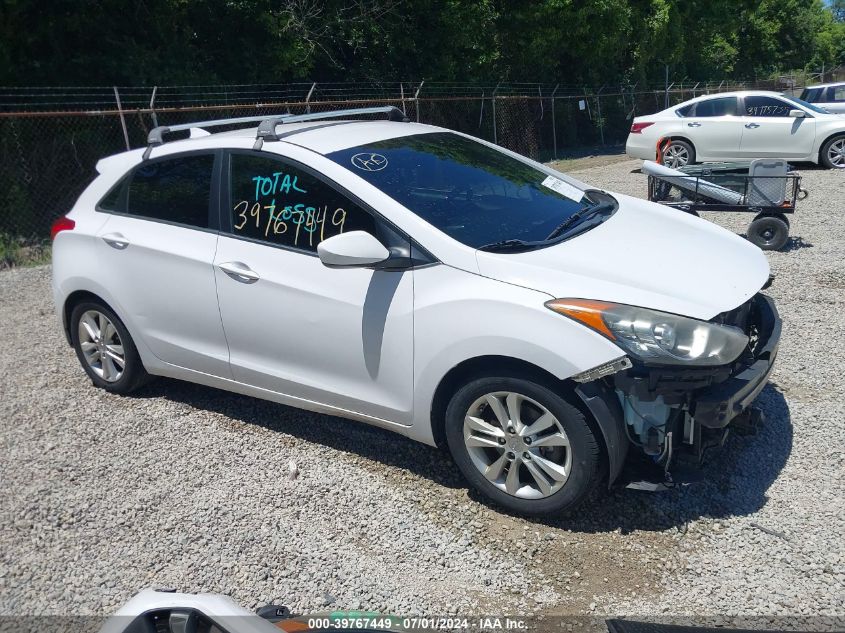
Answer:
[0,78,807,113]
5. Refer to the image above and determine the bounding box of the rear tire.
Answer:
[444,376,601,516]
[661,140,695,168]
[820,134,845,169]
[70,301,150,394]
[747,215,789,251]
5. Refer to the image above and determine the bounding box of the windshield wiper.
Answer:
[545,201,616,241]
[477,238,541,252]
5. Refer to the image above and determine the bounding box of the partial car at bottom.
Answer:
[626,89,845,169]
[53,107,781,515]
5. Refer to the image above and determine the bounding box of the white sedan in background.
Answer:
[626,90,845,169]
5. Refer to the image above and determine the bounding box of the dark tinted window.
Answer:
[744,96,791,117]
[105,154,214,227]
[801,87,823,103]
[327,132,589,248]
[228,154,377,252]
[98,181,124,212]
[693,97,737,117]
[676,104,694,117]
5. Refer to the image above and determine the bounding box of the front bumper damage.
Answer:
[577,293,781,485]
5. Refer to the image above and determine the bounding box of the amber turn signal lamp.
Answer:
[544,299,618,340]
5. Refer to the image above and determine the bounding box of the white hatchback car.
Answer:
[626,90,845,169]
[53,107,781,515]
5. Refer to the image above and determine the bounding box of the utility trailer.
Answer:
[643,159,807,251]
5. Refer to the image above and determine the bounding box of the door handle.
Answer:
[218,261,260,284]
[101,233,129,250]
[745,123,760,129]
[687,122,702,127]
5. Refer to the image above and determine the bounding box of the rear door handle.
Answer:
[745,123,760,129]
[218,261,260,284]
[687,122,701,127]
[101,233,129,250]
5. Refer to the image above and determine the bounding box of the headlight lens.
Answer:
[545,299,748,366]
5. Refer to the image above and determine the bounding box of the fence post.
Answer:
[113,86,131,151]
[414,80,424,122]
[305,82,317,113]
[149,86,158,128]
[664,64,670,109]
[492,82,500,145]
[551,84,559,159]
[400,82,406,116]
[596,85,605,146]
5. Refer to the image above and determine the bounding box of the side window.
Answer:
[228,153,377,253]
[744,96,792,117]
[125,154,214,228]
[801,88,820,103]
[831,86,845,103]
[675,104,693,117]
[693,97,737,117]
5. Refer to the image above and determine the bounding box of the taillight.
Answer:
[630,122,654,134]
[50,216,75,241]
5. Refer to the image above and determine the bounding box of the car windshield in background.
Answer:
[782,94,829,114]
[327,132,613,249]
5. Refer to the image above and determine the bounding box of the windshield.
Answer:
[327,132,611,248]
[782,94,829,114]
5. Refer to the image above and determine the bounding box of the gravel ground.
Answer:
[0,158,843,624]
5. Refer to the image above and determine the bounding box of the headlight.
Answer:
[545,299,748,366]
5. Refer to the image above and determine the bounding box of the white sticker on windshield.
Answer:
[541,175,584,202]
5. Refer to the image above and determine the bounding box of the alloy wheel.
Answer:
[827,139,845,167]
[462,391,572,499]
[77,310,125,382]
[663,144,690,168]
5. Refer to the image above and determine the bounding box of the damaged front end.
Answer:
[573,293,781,487]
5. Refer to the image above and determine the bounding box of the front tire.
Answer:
[445,376,601,516]
[70,301,150,394]
[820,135,845,169]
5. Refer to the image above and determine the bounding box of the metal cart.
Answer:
[645,159,806,251]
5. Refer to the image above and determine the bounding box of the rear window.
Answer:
[326,132,588,248]
[692,97,738,117]
[98,154,214,229]
[801,87,823,103]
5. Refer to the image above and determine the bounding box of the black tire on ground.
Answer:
[661,139,696,168]
[70,300,151,394]
[747,214,790,251]
[444,376,602,516]
[819,134,845,169]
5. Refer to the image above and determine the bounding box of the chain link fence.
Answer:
[0,78,802,259]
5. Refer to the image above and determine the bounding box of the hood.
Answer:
[475,193,769,320]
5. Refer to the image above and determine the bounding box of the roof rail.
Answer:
[142,105,409,159]
[252,106,409,150]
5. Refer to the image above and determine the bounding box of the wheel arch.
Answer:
[429,355,628,486]
[662,135,697,151]
[62,290,120,345]
[818,131,845,164]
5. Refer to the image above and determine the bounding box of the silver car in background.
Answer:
[801,82,845,114]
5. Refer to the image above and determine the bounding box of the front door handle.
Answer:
[218,261,260,284]
[745,123,760,129]
[687,122,702,127]
[102,233,129,250]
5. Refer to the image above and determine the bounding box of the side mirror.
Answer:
[317,231,390,268]
[789,109,806,118]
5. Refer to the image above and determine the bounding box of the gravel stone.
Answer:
[0,158,842,623]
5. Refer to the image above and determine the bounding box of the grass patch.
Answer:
[0,234,51,270]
